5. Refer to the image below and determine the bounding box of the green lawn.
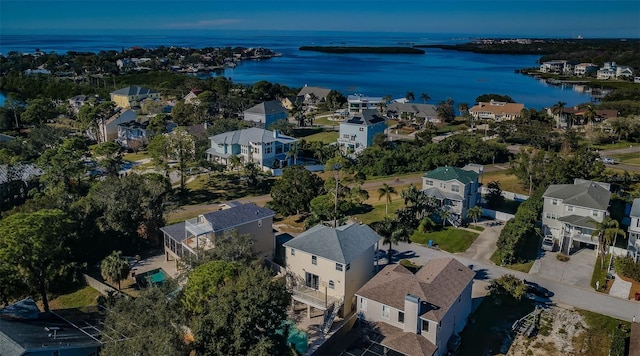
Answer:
[352,199,405,225]
[575,309,630,356]
[610,152,640,165]
[481,169,529,195]
[123,151,151,162]
[592,140,637,150]
[304,131,339,144]
[591,254,612,291]
[410,227,479,253]
[489,234,538,274]
[181,173,274,206]
[312,116,341,127]
[48,285,100,310]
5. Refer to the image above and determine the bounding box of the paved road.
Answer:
[394,241,640,322]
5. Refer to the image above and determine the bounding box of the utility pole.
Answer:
[333,166,340,228]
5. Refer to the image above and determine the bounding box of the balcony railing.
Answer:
[566,232,598,245]
[291,285,338,311]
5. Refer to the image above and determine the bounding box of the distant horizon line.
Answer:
[1,28,638,40]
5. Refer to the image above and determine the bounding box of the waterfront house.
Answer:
[161,202,276,261]
[597,62,621,80]
[468,100,524,121]
[283,223,382,319]
[539,60,573,75]
[242,101,288,129]
[574,63,598,77]
[347,94,384,114]
[110,86,161,109]
[628,199,640,262]
[297,85,332,107]
[355,258,475,356]
[337,109,386,155]
[542,179,611,255]
[386,102,439,123]
[422,166,480,226]
[206,127,297,172]
[546,107,618,129]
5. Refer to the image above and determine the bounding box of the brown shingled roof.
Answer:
[375,322,437,356]
[356,258,475,322]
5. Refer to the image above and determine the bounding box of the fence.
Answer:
[83,273,128,298]
[480,187,529,202]
[482,208,515,222]
[309,313,358,356]
[608,246,629,257]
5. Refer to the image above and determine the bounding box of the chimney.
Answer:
[404,294,420,334]
[273,129,279,138]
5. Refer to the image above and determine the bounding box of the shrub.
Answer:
[614,256,640,281]
[556,253,570,262]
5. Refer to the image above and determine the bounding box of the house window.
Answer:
[360,297,367,311]
[290,249,295,256]
[329,280,335,289]
[592,210,599,217]
[382,305,390,319]
[567,206,574,212]
[451,185,460,193]
[342,134,350,139]
[346,263,350,271]
[552,199,558,206]
[312,255,317,265]
[425,180,433,186]
[422,319,429,332]
[398,311,405,324]
[359,127,365,132]
[440,182,446,188]
[336,263,343,271]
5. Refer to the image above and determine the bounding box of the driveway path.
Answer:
[529,249,596,289]
[456,223,503,263]
[394,241,640,322]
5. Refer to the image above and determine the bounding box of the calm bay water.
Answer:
[0,31,591,109]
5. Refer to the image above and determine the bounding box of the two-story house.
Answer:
[93,108,137,143]
[110,86,161,109]
[542,179,611,255]
[422,166,480,226]
[297,85,332,107]
[117,120,150,149]
[539,60,573,74]
[628,199,640,262]
[283,223,382,321]
[574,63,598,77]
[206,127,297,172]
[242,101,288,129]
[337,109,386,155]
[160,202,276,261]
[468,100,525,121]
[355,257,475,356]
[347,94,383,114]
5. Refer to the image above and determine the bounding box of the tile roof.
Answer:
[543,181,611,210]
[423,166,478,184]
[209,127,297,146]
[344,109,386,126]
[244,100,286,115]
[356,258,474,322]
[469,101,525,116]
[375,322,437,356]
[202,203,274,231]
[283,223,382,264]
[110,85,158,96]
[631,198,640,218]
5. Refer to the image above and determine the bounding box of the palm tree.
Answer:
[438,208,451,227]
[420,93,431,104]
[583,104,597,129]
[229,155,243,176]
[457,102,469,117]
[285,144,299,165]
[370,217,409,262]
[377,100,387,115]
[592,216,618,269]
[382,94,393,104]
[467,206,483,224]
[378,183,398,215]
[100,250,131,291]
[405,92,415,102]
[551,101,566,128]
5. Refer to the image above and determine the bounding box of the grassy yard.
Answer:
[489,233,539,273]
[123,151,151,162]
[591,254,612,291]
[458,298,535,355]
[182,173,274,206]
[592,140,637,151]
[352,199,405,225]
[410,227,479,253]
[481,169,528,195]
[47,285,101,310]
[574,309,630,356]
[312,116,342,127]
[610,152,640,165]
[303,131,339,144]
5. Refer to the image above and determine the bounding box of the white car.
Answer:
[541,236,555,252]
[602,157,615,164]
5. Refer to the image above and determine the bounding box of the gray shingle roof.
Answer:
[422,187,463,201]
[283,223,382,264]
[356,258,474,322]
[386,102,437,118]
[209,127,297,146]
[345,109,385,126]
[244,100,286,115]
[558,215,597,229]
[543,181,611,210]
[110,85,158,96]
[0,164,43,185]
[160,221,186,242]
[297,86,332,100]
[631,198,640,218]
[202,203,274,231]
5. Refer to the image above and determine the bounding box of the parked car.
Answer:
[523,280,554,299]
[602,157,615,164]
[541,236,555,252]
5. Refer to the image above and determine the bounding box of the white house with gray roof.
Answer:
[628,199,640,261]
[206,127,297,172]
[242,100,288,129]
[338,109,386,155]
[386,102,439,123]
[347,94,383,114]
[542,179,611,255]
[283,223,382,321]
[160,202,275,261]
[355,258,475,356]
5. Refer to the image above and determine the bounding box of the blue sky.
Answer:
[1,0,639,37]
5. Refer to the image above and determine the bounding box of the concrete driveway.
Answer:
[529,248,597,289]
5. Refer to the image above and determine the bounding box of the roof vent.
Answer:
[45,326,60,339]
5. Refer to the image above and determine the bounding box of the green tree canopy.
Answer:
[21,98,59,125]
[269,165,324,215]
[0,209,76,311]
[100,250,131,290]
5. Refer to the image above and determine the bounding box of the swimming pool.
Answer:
[280,320,308,354]
[135,268,170,288]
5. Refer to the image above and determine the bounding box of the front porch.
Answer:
[559,215,599,255]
